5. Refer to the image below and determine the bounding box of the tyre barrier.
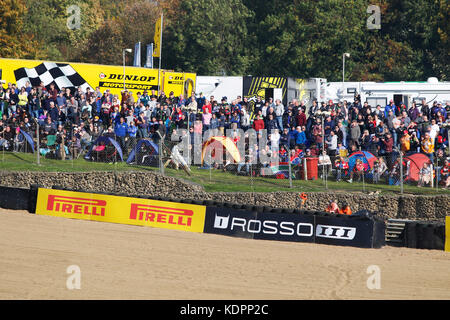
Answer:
[0,185,447,250]
[0,186,32,211]
[403,221,446,250]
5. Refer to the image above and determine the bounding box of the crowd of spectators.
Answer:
[0,80,449,188]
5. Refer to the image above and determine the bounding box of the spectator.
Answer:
[440,159,450,189]
[421,132,434,162]
[325,130,337,156]
[347,158,364,183]
[114,117,128,153]
[350,119,360,147]
[418,162,432,187]
[325,200,340,214]
[252,114,265,132]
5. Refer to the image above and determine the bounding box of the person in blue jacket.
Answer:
[114,117,128,154]
[126,120,137,153]
[295,126,307,147]
[384,100,396,118]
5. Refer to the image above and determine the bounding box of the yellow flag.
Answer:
[153,16,161,57]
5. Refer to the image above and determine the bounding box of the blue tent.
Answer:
[18,129,35,153]
[84,136,124,161]
[126,139,159,165]
[346,151,378,177]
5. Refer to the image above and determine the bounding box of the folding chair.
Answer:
[45,135,57,158]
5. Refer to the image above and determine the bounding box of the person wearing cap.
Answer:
[399,129,411,153]
[283,109,296,129]
[435,102,447,120]
[279,127,290,149]
[384,99,396,118]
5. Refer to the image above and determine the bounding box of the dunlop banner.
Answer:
[35,188,206,233]
[446,216,450,252]
[0,58,196,98]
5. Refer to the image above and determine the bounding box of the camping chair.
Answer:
[77,137,92,160]
[93,143,117,163]
[14,134,26,152]
[45,135,57,159]
[92,144,107,162]
[104,144,118,163]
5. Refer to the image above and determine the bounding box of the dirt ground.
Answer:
[0,209,449,300]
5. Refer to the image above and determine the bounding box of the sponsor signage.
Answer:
[204,207,257,239]
[253,212,314,242]
[0,58,196,98]
[204,208,314,243]
[36,188,206,233]
[314,216,374,248]
[204,208,382,248]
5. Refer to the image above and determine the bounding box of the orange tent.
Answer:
[201,136,241,165]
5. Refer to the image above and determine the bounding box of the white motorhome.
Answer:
[195,76,243,100]
[322,77,450,109]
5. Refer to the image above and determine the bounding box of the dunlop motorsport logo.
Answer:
[168,75,183,85]
[46,195,106,216]
[98,73,157,90]
[213,214,356,240]
[129,203,193,227]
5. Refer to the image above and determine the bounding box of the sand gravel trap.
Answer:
[0,209,449,300]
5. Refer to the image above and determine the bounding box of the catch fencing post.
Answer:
[158,131,164,175]
[35,119,40,165]
[430,162,434,188]
[399,151,403,194]
[288,154,293,188]
[303,157,308,181]
[2,126,5,163]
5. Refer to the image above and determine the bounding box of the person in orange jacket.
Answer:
[339,203,352,215]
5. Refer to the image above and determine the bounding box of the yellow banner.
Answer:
[153,16,161,58]
[35,188,206,233]
[0,58,196,97]
[446,216,450,252]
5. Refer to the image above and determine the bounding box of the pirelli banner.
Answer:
[34,187,384,248]
[35,188,206,233]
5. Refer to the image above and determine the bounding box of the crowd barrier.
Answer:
[0,184,447,250]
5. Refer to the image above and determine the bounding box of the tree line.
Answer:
[1,0,448,81]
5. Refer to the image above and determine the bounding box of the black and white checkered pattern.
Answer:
[14,62,93,92]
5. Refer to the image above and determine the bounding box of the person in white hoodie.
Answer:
[274,99,284,131]
[325,130,338,156]
[240,106,250,131]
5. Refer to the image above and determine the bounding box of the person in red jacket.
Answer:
[347,159,365,183]
[252,114,265,132]
[440,159,450,189]
[296,108,307,127]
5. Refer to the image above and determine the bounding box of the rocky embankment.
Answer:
[1,170,448,221]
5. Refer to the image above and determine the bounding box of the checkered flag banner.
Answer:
[14,62,93,91]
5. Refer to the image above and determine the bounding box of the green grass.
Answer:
[0,151,449,195]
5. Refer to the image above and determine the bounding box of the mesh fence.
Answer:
[0,121,449,194]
